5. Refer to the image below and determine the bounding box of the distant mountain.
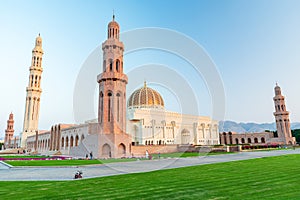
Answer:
[219,121,300,133]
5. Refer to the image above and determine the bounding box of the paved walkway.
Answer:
[0,149,299,181]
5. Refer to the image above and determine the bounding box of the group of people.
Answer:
[145,150,161,160]
[85,151,93,160]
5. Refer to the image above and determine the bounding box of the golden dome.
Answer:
[128,82,164,109]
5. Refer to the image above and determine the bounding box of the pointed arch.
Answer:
[254,138,258,143]
[116,93,121,122]
[108,92,113,122]
[118,143,126,156]
[241,138,245,144]
[75,135,79,146]
[102,143,111,157]
[109,59,113,71]
[247,138,251,143]
[116,59,120,72]
[70,136,74,147]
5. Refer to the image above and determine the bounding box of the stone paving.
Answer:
[0,149,299,181]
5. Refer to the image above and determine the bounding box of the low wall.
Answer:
[131,145,178,157]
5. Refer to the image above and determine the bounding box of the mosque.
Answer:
[220,84,296,146]
[4,16,219,158]
[3,16,295,157]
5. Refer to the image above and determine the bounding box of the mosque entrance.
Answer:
[118,143,126,157]
[102,143,111,158]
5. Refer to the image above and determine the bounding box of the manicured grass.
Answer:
[5,159,102,166]
[152,151,233,159]
[0,155,48,159]
[100,158,148,164]
[4,152,232,166]
[1,154,300,199]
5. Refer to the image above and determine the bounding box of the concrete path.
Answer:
[0,149,299,181]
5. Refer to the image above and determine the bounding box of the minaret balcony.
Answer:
[102,40,124,49]
[97,72,128,83]
[273,111,289,116]
[29,66,43,72]
[26,87,42,92]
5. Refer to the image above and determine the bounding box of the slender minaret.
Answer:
[21,34,44,148]
[97,15,127,134]
[4,113,14,148]
[97,15,131,158]
[273,83,294,144]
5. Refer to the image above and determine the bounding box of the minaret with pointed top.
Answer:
[273,83,295,144]
[4,113,15,148]
[97,15,131,158]
[21,34,44,148]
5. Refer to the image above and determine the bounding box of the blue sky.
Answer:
[1,0,300,137]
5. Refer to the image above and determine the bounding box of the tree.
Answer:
[291,129,300,143]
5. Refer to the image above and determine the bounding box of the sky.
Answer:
[0,0,300,138]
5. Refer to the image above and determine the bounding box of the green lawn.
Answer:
[5,159,102,166]
[4,152,232,166]
[153,151,233,159]
[1,154,300,199]
[0,155,48,159]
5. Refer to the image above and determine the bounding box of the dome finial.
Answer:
[112,9,115,21]
[144,80,147,88]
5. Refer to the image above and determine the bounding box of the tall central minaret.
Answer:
[21,34,44,148]
[273,83,295,145]
[97,15,127,133]
[97,15,131,158]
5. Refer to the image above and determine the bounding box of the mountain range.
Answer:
[219,121,300,133]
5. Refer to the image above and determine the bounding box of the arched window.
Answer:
[61,137,64,148]
[277,105,280,111]
[254,138,258,143]
[261,137,265,143]
[38,76,41,87]
[116,93,120,122]
[241,138,245,144]
[223,132,227,145]
[103,60,106,72]
[75,135,79,146]
[116,59,120,72]
[281,105,284,111]
[235,138,239,144]
[229,132,233,144]
[99,92,103,123]
[70,136,74,147]
[31,75,34,87]
[247,138,251,143]
[109,59,113,71]
[108,92,112,122]
[65,137,69,147]
[35,75,38,87]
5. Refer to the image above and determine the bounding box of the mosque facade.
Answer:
[5,16,294,157]
[24,16,219,158]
